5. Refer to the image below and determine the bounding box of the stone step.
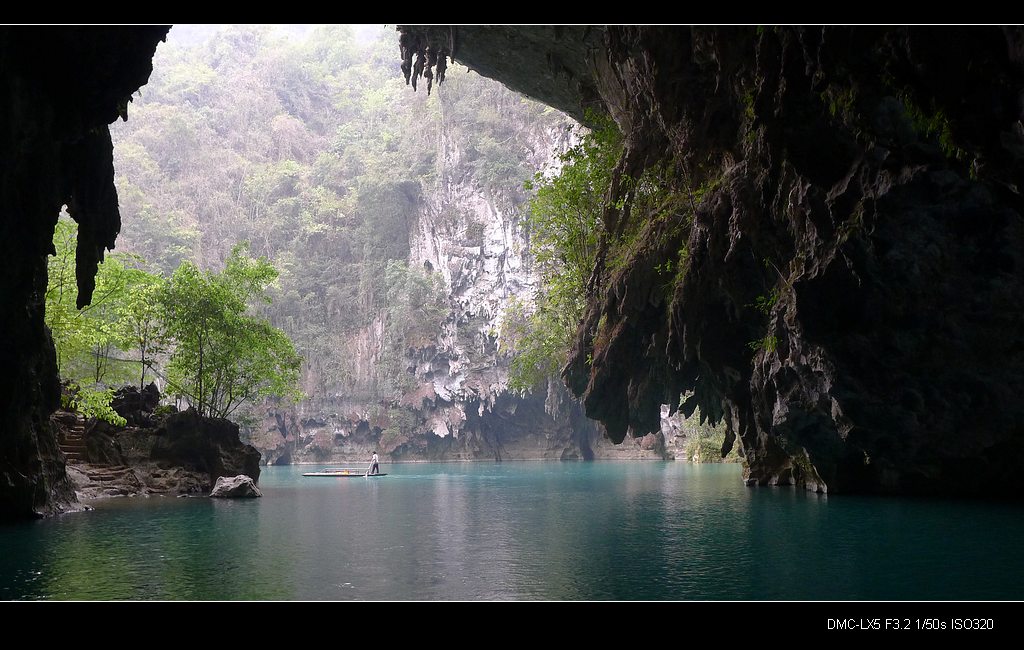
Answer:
[87,469,134,478]
[61,443,87,451]
[77,463,133,472]
[88,474,137,484]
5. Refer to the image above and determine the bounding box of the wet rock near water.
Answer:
[210,475,262,498]
[251,379,672,464]
[66,462,208,500]
[148,408,262,482]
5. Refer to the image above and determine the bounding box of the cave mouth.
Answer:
[7,25,1024,522]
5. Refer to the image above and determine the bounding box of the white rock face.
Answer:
[403,122,575,432]
[247,114,677,463]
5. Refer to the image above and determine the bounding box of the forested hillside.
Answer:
[109,25,716,462]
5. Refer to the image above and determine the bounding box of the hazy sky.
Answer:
[167,24,390,47]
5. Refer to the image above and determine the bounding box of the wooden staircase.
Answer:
[59,413,87,463]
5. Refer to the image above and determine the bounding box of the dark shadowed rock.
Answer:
[210,475,262,498]
[84,420,127,467]
[52,401,260,498]
[111,383,161,427]
[401,26,1024,496]
[0,27,168,519]
[129,408,261,482]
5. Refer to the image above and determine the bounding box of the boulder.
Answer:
[111,383,162,427]
[209,475,262,498]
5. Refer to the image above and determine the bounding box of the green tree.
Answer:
[47,217,163,386]
[161,243,303,418]
[46,217,129,385]
[115,269,168,389]
[46,216,86,375]
[80,254,137,386]
[45,216,149,424]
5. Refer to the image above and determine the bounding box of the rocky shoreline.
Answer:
[58,385,733,504]
[54,386,261,502]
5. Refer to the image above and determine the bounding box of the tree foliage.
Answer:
[115,268,168,390]
[45,216,302,423]
[505,116,623,391]
[46,216,156,422]
[161,244,303,419]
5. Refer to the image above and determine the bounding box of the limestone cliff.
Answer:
[248,98,671,463]
[96,26,676,468]
[399,26,1024,495]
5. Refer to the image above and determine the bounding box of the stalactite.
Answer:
[397,26,452,96]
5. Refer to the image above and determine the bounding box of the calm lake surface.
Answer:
[2,462,1022,600]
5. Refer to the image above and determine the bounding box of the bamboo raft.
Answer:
[302,467,388,478]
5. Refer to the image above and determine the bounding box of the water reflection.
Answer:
[2,463,1024,600]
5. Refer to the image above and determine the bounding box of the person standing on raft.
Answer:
[367,451,380,476]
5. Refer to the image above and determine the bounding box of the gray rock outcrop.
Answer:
[209,475,262,498]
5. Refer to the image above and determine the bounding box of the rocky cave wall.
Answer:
[399,26,1024,496]
[0,27,168,519]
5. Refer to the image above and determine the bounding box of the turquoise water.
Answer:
[1,462,1022,600]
